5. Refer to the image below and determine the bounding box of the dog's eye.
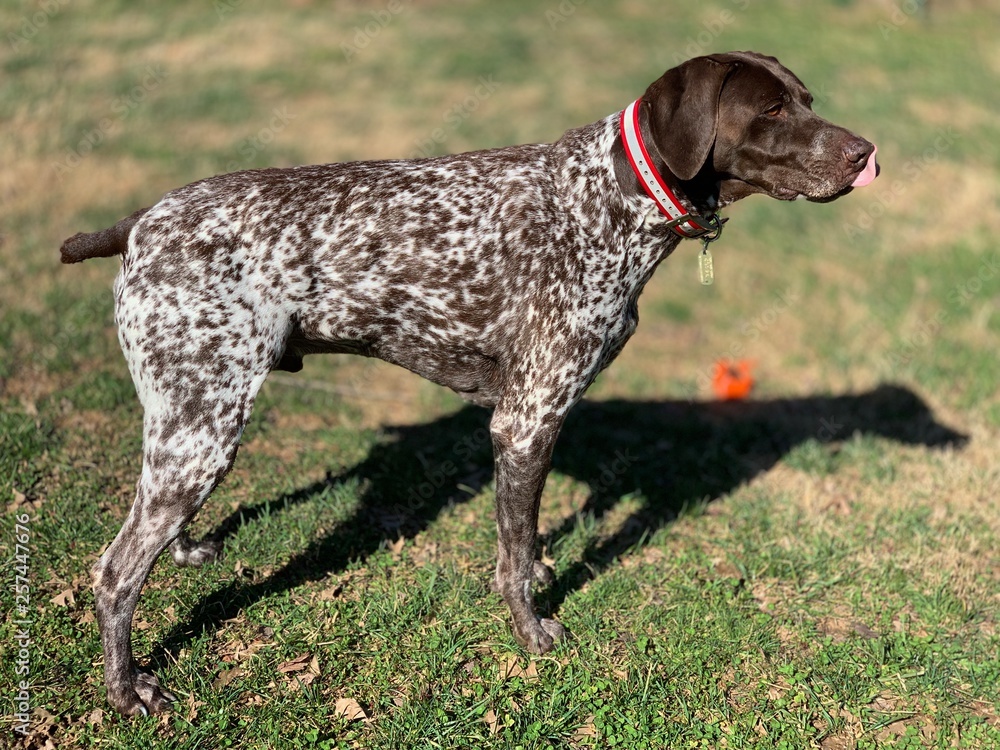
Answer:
[764,103,783,117]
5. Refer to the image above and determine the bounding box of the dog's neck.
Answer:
[622,99,761,213]
[623,100,716,219]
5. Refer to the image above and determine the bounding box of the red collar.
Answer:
[620,97,721,239]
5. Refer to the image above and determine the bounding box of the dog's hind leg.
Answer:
[92,386,261,715]
[93,284,283,713]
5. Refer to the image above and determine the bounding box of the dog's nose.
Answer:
[843,137,873,165]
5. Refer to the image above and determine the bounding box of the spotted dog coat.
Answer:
[62,51,877,716]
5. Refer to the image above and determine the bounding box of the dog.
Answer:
[61,51,878,716]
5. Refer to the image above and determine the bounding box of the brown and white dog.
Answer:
[61,51,877,715]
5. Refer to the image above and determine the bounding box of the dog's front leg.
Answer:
[490,404,567,654]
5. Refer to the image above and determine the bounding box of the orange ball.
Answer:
[712,360,755,400]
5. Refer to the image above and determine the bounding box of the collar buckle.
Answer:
[664,211,725,241]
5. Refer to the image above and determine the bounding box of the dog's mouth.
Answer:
[755,177,840,203]
[772,186,801,201]
[765,144,880,204]
[775,148,880,203]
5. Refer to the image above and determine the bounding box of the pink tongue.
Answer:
[852,144,878,188]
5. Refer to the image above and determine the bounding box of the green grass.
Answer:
[2,1,1000,748]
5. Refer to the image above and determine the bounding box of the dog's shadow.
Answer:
[154,383,966,658]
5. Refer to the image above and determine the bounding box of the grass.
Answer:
[2,1,1000,748]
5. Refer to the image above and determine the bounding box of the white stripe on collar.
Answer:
[619,98,718,238]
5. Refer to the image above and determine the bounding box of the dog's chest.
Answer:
[600,300,639,364]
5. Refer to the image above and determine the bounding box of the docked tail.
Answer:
[59,207,151,264]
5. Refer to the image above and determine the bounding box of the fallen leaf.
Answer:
[51,588,75,607]
[34,707,57,730]
[500,656,518,680]
[334,697,370,722]
[388,537,405,555]
[288,672,317,691]
[85,708,104,726]
[500,656,538,681]
[277,653,313,673]
[572,715,598,741]
[243,692,264,707]
[213,667,243,690]
[186,693,204,721]
[286,653,321,690]
[483,708,500,735]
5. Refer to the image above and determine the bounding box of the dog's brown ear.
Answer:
[644,57,735,181]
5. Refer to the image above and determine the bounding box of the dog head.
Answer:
[641,50,878,206]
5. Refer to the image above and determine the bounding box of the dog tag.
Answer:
[699,245,714,285]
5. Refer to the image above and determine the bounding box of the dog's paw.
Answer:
[517,616,566,655]
[539,617,565,642]
[169,536,222,568]
[108,668,176,716]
